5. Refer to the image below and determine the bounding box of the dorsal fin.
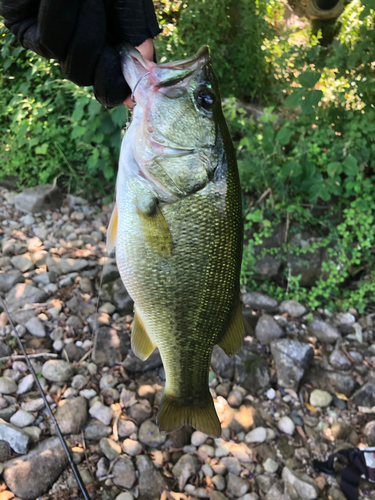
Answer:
[217,301,244,357]
[106,202,118,254]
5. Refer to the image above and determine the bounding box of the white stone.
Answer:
[278,416,295,435]
[10,409,36,428]
[263,458,279,473]
[245,427,267,443]
[191,430,208,446]
[310,389,333,408]
[17,374,34,394]
[25,317,46,337]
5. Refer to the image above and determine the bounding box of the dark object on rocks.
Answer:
[271,339,314,390]
[101,264,120,284]
[93,326,130,365]
[352,380,375,408]
[234,347,270,394]
[0,272,24,293]
[136,454,168,500]
[211,345,235,380]
[4,437,69,499]
[164,425,193,449]
[0,342,13,358]
[15,184,63,213]
[255,314,284,345]
[123,348,162,372]
[242,292,278,312]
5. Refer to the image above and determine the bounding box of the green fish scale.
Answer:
[116,142,242,407]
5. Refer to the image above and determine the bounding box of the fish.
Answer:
[107,44,244,437]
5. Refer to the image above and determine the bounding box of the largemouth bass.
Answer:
[107,45,243,437]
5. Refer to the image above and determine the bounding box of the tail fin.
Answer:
[157,393,221,437]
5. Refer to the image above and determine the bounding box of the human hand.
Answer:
[0,0,160,108]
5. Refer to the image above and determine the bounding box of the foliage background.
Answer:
[0,0,374,311]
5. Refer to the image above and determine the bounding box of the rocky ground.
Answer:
[0,184,374,500]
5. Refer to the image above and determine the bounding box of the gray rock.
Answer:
[139,420,166,447]
[330,348,351,371]
[210,492,228,500]
[221,457,241,475]
[6,283,48,312]
[100,373,119,390]
[227,472,250,497]
[255,314,284,345]
[89,401,113,425]
[282,467,319,500]
[65,295,96,315]
[364,421,375,445]
[309,319,341,344]
[137,454,168,500]
[65,342,85,362]
[112,456,136,489]
[0,405,17,422]
[71,374,87,390]
[60,258,89,274]
[10,410,35,428]
[123,349,162,373]
[96,456,109,479]
[271,339,313,390]
[0,377,17,394]
[102,264,120,284]
[84,423,111,441]
[66,315,83,329]
[245,427,267,443]
[17,374,34,395]
[11,253,34,273]
[94,326,130,366]
[0,440,11,461]
[128,399,152,424]
[54,397,88,434]
[172,453,198,480]
[336,312,356,325]
[242,292,278,312]
[99,437,122,460]
[191,430,208,447]
[118,419,138,438]
[42,359,75,382]
[0,418,30,454]
[234,348,270,394]
[0,342,13,358]
[0,272,24,293]
[122,438,142,456]
[211,345,235,379]
[14,184,63,213]
[279,300,306,318]
[25,317,46,337]
[21,398,44,412]
[263,457,279,473]
[100,278,134,314]
[352,380,375,408]
[4,437,68,499]
[308,367,357,397]
[212,475,226,491]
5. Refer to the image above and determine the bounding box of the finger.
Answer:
[93,45,131,108]
[61,0,106,86]
[38,0,84,60]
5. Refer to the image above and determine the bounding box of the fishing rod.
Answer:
[0,297,91,500]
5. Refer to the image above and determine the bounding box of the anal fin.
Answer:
[131,310,156,361]
[217,301,244,357]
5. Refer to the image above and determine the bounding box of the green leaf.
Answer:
[246,209,263,222]
[110,106,128,127]
[343,155,359,176]
[281,161,302,178]
[71,126,87,139]
[35,143,48,155]
[301,89,323,114]
[327,161,342,178]
[298,71,321,88]
[72,105,84,122]
[284,88,305,108]
[276,126,293,145]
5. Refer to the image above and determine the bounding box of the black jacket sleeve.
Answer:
[0,0,161,107]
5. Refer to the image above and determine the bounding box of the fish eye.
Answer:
[195,89,215,111]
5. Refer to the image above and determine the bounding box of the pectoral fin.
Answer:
[217,301,244,357]
[131,310,156,360]
[106,202,118,254]
[137,194,172,257]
